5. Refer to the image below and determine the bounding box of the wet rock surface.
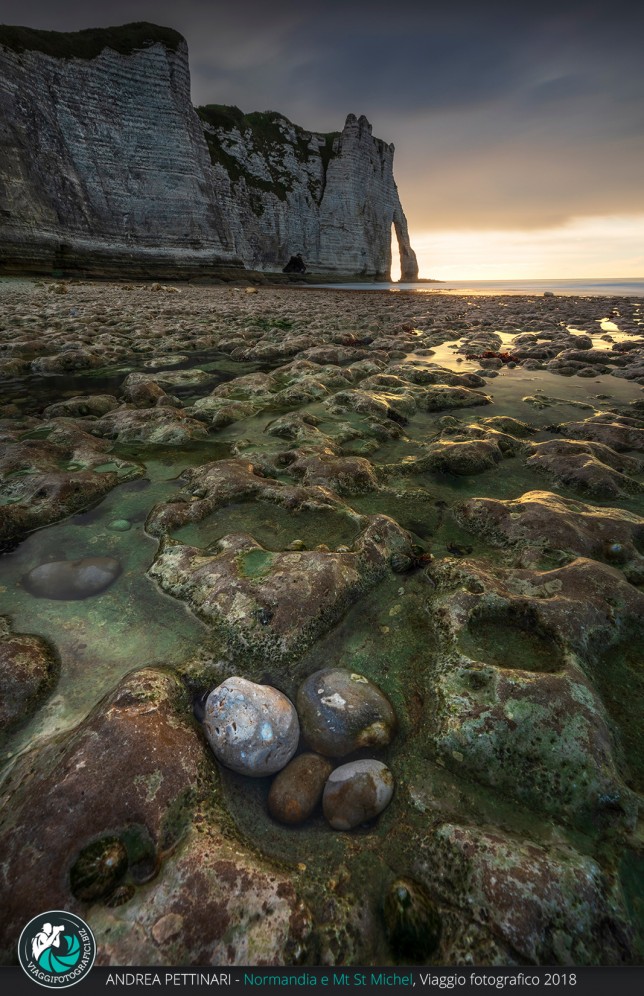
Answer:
[1,281,643,967]
[0,668,312,964]
[420,823,634,965]
[0,617,58,736]
[525,438,642,497]
[0,422,143,547]
[148,516,412,663]
[456,490,644,577]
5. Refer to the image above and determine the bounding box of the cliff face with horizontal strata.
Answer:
[199,106,418,280]
[0,23,418,280]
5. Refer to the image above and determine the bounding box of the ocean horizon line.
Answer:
[315,276,644,297]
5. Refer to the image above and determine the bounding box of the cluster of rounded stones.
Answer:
[202,670,397,831]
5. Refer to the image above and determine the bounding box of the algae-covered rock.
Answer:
[432,664,630,831]
[43,395,119,418]
[0,617,58,736]
[557,415,644,452]
[147,516,412,664]
[124,369,214,392]
[526,439,642,497]
[429,556,644,830]
[0,428,142,546]
[121,377,168,408]
[481,415,536,437]
[328,382,490,422]
[420,438,503,476]
[87,821,313,965]
[422,824,633,964]
[456,490,644,569]
[91,406,208,444]
[144,458,351,539]
[287,453,379,495]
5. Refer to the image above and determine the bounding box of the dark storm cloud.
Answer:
[3,0,644,231]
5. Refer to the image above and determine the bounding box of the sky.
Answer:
[3,0,644,279]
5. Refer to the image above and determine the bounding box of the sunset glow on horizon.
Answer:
[393,214,644,282]
[5,1,644,285]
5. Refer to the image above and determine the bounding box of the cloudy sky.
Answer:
[3,0,643,279]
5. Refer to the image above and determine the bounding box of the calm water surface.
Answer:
[315,277,644,296]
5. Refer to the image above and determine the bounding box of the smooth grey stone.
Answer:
[23,557,121,600]
[203,676,299,777]
[296,668,397,757]
[323,759,394,830]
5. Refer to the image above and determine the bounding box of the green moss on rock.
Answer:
[197,104,340,204]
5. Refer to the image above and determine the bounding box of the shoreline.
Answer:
[3,274,643,300]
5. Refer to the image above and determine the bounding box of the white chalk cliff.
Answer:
[0,23,418,280]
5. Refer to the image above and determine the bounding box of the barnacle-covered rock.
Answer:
[383,877,442,961]
[70,837,128,901]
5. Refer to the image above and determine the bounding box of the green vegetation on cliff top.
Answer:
[197,104,340,205]
[0,22,184,59]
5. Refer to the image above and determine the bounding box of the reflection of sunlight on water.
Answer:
[311,279,644,297]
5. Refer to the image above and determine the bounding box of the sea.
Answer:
[314,277,644,297]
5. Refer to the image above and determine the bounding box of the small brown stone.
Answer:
[268,753,333,825]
